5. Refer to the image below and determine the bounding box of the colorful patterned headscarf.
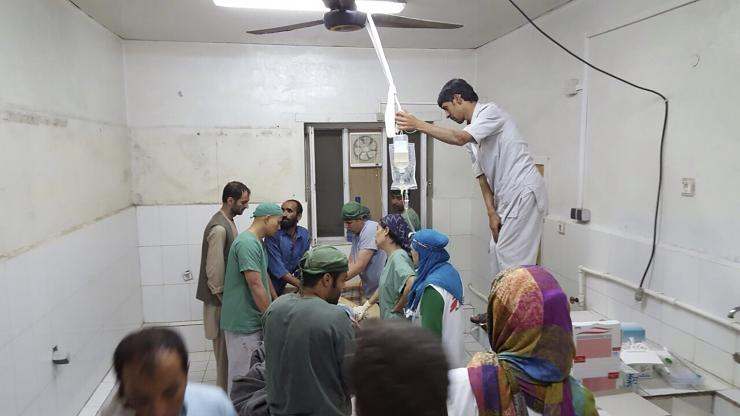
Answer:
[380,213,411,252]
[467,266,598,416]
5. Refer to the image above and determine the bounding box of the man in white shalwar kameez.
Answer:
[396,78,547,279]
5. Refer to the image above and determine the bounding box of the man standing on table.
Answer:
[220,203,282,394]
[265,199,310,296]
[341,201,387,301]
[396,78,547,279]
[195,181,250,391]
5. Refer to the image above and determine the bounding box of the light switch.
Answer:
[681,178,695,197]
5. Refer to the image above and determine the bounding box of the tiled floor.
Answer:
[186,350,218,385]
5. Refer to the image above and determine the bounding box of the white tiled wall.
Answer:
[0,208,142,416]
[136,204,257,324]
[540,216,740,387]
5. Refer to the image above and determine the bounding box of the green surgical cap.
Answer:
[252,203,283,218]
[342,201,370,220]
[300,245,349,275]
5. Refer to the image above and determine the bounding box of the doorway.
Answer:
[306,123,432,245]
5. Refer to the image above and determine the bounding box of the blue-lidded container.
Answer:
[621,322,646,343]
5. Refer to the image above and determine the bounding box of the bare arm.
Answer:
[282,273,302,288]
[396,111,473,146]
[365,290,380,306]
[346,249,375,280]
[243,271,271,312]
[392,275,415,313]
[478,175,502,242]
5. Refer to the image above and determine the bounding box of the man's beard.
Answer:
[280,218,297,229]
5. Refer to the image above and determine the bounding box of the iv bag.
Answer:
[389,135,417,191]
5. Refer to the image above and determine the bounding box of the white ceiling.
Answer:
[70,0,572,49]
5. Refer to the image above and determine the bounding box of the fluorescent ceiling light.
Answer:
[213,0,405,15]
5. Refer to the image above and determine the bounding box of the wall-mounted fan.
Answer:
[350,132,382,167]
[244,0,462,35]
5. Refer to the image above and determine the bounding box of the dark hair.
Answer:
[437,78,478,108]
[222,181,250,203]
[300,269,344,289]
[284,199,303,215]
[379,218,409,253]
[349,320,449,416]
[390,190,402,198]
[113,327,189,395]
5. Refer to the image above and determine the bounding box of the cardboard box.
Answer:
[572,320,621,392]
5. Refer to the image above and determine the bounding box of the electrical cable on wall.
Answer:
[505,0,669,297]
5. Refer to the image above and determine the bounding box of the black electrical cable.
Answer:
[505,0,669,291]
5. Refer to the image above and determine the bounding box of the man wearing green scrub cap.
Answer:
[264,246,355,416]
[221,202,282,395]
[342,202,387,300]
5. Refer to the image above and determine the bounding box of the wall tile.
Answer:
[656,250,701,304]
[160,205,189,246]
[136,206,161,246]
[12,329,39,413]
[583,228,610,271]
[138,246,163,286]
[432,198,451,235]
[0,343,17,415]
[660,324,695,361]
[164,284,191,322]
[694,320,735,355]
[541,221,562,276]
[0,262,12,349]
[162,245,190,285]
[188,244,202,278]
[6,255,35,339]
[189,282,202,322]
[694,339,734,382]
[143,285,165,323]
[187,205,215,244]
[447,235,472,272]
[698,261,740,319]
[450,198,471,236]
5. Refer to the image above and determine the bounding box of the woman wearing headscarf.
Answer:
[354,214,415,320]
[406,229,465,368]
[447,266,599,416]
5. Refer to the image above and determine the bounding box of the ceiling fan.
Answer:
[236,0,463,35]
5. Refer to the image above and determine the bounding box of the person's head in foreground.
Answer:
[279,199,303,230]
[376,213,411,253]
[113,327,189,416]
[299,245,349,305]
[349,320,449,416]
[468,266,598,416]
[437,78,478,124]
[221,181,251,217]
[251,203,283,237]
[389,190,405,213]
[342,201,370,235]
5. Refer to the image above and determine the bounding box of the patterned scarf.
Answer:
[467,266,599,416]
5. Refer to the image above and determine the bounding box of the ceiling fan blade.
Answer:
[372,14,463,29]
[246,19,325,35]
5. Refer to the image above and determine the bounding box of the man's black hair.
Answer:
[300,269,344,289]
[284,199,304,216]
[390,190,402,197]
[222,181,250,203]
[349,320,449,416]
[113,327,189,395]
[437,78,479,108]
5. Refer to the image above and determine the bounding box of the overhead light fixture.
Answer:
[213,0,405,15]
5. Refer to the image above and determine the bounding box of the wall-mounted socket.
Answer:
[182,270,193,282]
[681,178,695,197]
[557,221,566,235]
